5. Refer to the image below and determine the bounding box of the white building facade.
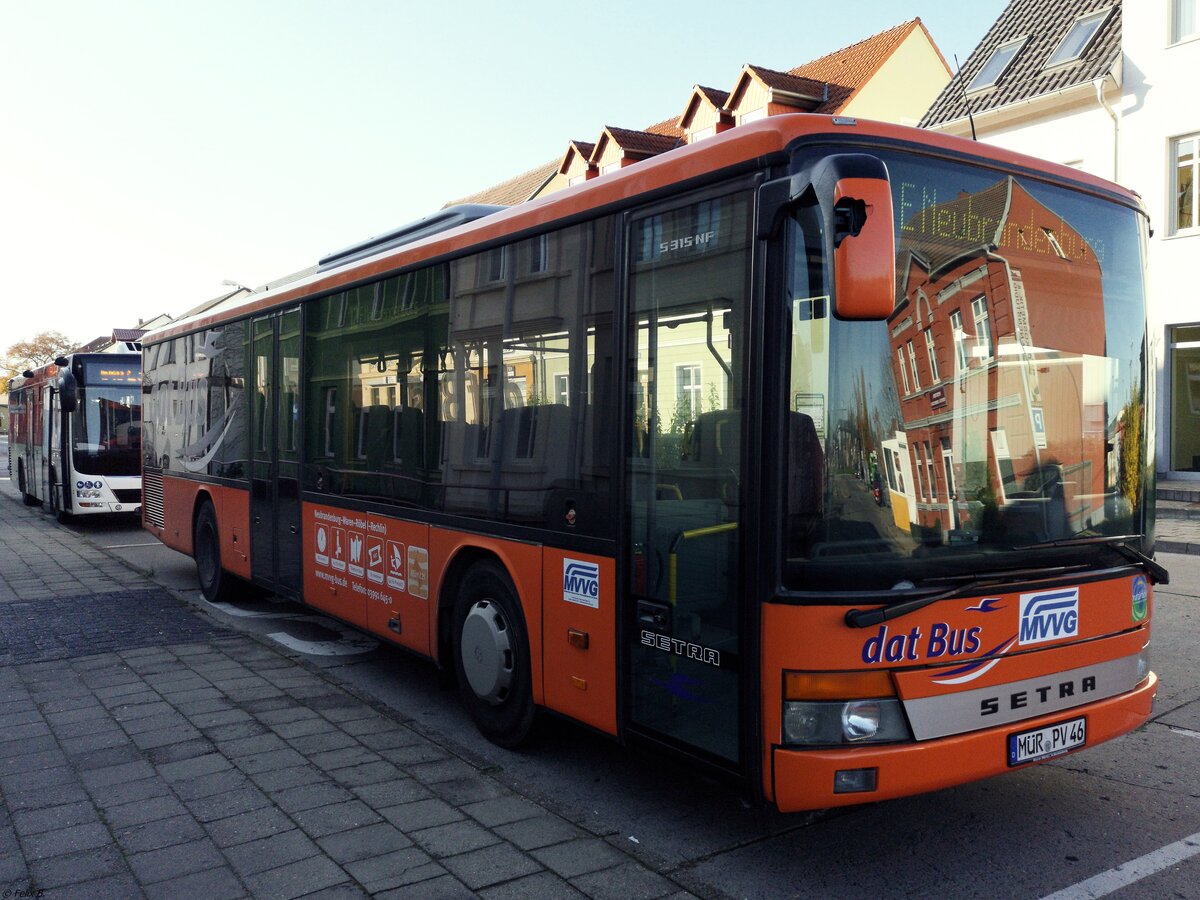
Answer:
[924,0,1200,478]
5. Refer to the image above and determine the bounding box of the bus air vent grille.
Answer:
[142,470,165,528]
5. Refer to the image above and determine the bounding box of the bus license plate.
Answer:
[1007,717,1086,766]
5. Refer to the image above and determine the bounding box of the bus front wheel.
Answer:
[194,502,233,603]
[452,561,536,748]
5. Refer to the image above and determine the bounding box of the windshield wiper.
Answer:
[1013,534,1169,585]
[843,563,1088,629]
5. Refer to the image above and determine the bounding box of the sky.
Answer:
[0,0,1007,354]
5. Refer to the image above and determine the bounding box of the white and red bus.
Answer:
[8,352,142,521]
[142,115,1162,811]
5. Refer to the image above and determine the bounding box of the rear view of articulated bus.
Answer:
[766,137,1160,810]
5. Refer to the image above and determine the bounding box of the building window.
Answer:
[321,387,337,458]
[1045,8,1112,68]
[486,247,506,282]
[907,340,921,390]
[690,125,716,142]
[739,107,767,124]
[966,37,1027,92]
[897,347,910,394]
[1174,134,1199,233]
[601,161,623,175]
[924,329,940,382]
[554,373,569,405]
[569,173,588,186]
[950,310,969,371]
[924,441,938,500]
[971,295,993,360]
[1042,227,1068,258]
[1173,0,1197,43]
[676,365,702,416]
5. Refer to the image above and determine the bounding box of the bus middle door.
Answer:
[624,188,753,767]
[250,308,302,597]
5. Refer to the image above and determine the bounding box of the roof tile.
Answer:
[920,0,1120,128]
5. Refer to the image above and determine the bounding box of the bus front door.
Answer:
[624,190,752,766]
[250,309,302,597]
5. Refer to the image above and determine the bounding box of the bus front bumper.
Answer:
[770,672,1157,812]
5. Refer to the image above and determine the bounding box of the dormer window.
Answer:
[1045,8,1112,68]
[966,37,1027,92]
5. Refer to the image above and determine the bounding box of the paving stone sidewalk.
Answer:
[0,496,708,898]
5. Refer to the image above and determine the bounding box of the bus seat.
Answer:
[787,412,824,549]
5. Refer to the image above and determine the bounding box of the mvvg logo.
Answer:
[563,559,600,609]
[1018,588,1079,645]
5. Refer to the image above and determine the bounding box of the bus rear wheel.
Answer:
[194,501,233,603]
[452,561,536,748]
[17,464,38,506]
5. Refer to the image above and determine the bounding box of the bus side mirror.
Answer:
[765,154,897,320]
[56,370,78,413]
[815,156,896,320]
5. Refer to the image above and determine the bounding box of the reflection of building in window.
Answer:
[676,365,702,416]
[971,295,993,360]
[321,387,336,457]
[1042,227,1067,259]
[1174,134,1198,234]
[907,340,921,389]
[924,329,940,382]
[897,346,910,393]
[950,310,968,372]
[554,373,569,405]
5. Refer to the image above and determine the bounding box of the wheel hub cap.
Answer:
[460,599,513,705]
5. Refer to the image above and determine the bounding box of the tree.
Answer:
[4,331,78,381]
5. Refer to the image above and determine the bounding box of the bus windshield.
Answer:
[784,149,1149,591]
[72,385,142,476]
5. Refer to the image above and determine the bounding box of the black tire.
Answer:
[17,464,38,506]
[452,561,536,748]
[50,483,72,524]
[194,501,233,603]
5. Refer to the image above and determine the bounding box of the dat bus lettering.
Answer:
[860,623,982,664]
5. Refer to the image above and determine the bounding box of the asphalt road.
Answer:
[3,449,1197,899]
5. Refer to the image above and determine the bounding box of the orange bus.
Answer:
[141,115,1163,811]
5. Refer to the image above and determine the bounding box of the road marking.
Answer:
[1041,831,1200,899]
[103,542,163,549]
[1167,725,1200,740]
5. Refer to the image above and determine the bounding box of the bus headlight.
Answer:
[783,671,913,746]
[1136,645,1151,684]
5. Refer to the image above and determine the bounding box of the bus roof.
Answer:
[145,113,1140,345]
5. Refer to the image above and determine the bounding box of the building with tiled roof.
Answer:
[918,0,1200,482]
[446,159,559,207]
[447,18,950,208]
[793,18,950,121]
[920,0,1121,136]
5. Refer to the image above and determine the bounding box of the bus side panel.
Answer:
[429,529,545,708]
[214,484,252,581]
[540,550,617,736]
[159,475,200,554]
[301,501,432,657]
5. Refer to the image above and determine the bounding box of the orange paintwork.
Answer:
[145,115,1139,347]
[428,528,545,705]
[770,673,1156,811]
[760,577,1153,807]
[833,176,897,320]
[146,478,253,581]
[541,548,618,736]
[301,501,432,656]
